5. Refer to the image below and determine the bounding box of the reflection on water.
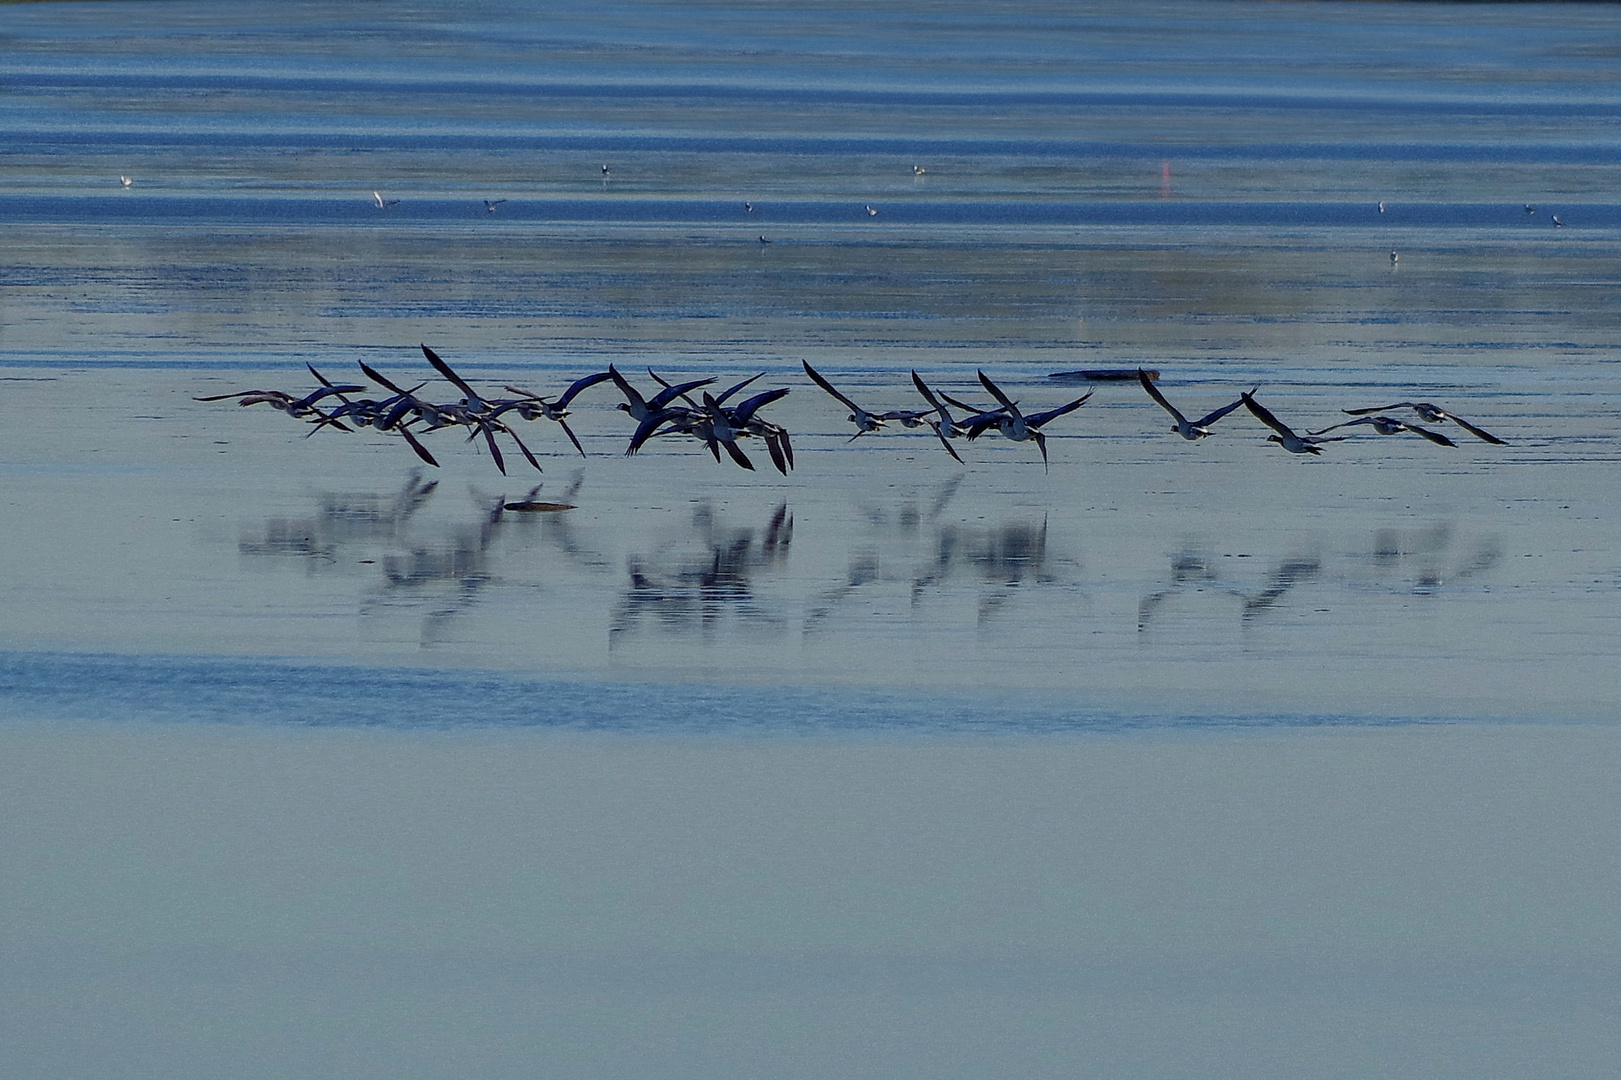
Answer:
[238,472,439,566]
[1140,525,1503,633]
[238,470,594,647]
[610,502,793,641]
[1362,523,1503,595]
[233,474,1508,664]
[807,476,1070,631]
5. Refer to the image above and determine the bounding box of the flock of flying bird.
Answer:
[196,345,1506,476]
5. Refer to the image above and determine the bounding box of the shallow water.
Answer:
[4,2,1621,1077]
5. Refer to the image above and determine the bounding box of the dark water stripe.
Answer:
[10,71,1621,118]
[0,650,1456,735]
[6,196,1617,229]
[6,129,1619,164]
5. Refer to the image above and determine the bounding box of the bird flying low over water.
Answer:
[803,360,890,438]
[1242,392,1342,455]
[965,370,1091,471]
[1340,402,1505,444]
[1309,415,1456,447]
[484,199,506,212]
[496,371,615,457]
[909,371,966,463]
[1138,369,1247,440]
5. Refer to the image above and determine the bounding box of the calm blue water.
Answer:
[3,0,1620,730]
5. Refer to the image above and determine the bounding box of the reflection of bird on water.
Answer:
[1239,559,1322,621]
[1137,552,1222,631]
[1241,392,1341,455]
[612,502,792,640]
[1137,369,1247,440]
[1137,551,1333,630]
[1309,415,1456,447]
[1339,402,1505,444]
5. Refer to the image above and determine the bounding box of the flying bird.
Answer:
[1340,402,1505,444]
[1309,415,1456,447]
[1242,392,1341,455]
[1138,369,1247,440]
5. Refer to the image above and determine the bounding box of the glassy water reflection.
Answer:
[226,472,1519,679]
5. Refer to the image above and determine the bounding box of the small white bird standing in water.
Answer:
[120,175,134,188]
[1390,250,1399,266]
[373,191,399,209]
[865,204,878,216]
[1552,215,1566,227]
[1378,200,1385,213]
[913,165,926,176]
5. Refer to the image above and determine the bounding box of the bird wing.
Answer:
[911,371,950,416]
[1439,412,1506,445]
[731,387,790,424]
[1404,422,1458,447]
[1242,393,1299,439]
[714,372,765,405]
[1191,396,1247,428]
[420,344,484,406]
[359,362,414,397]
[1138,369,1187,424]
[802,361,862,413]
[648,377,715,410]
[1306,418,1365,436]
[557,370,614,408]
[976,370,1022,418]
[931,422,964,462]
[1343,403,1416,416]
[1026,392,1092,429]
[607,365,647,411]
